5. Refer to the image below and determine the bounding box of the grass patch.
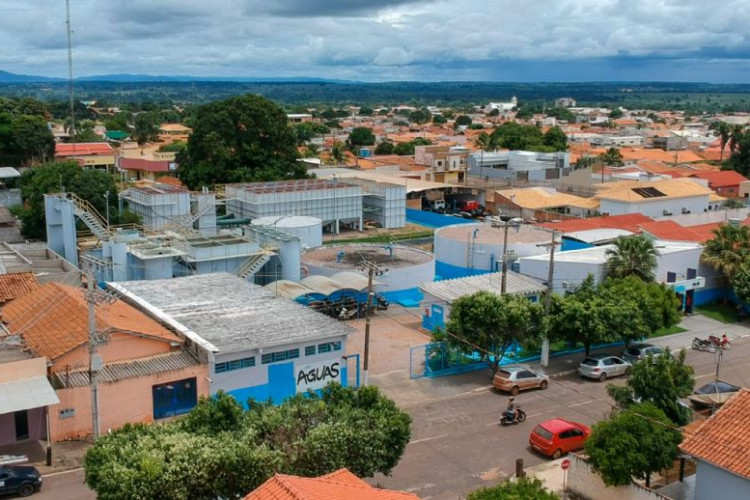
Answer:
[323,229,434,245]
[696,303,740,324]
[650,325,688,338]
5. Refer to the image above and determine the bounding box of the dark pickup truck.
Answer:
[0,465,42,497]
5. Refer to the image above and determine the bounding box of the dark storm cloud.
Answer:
[246,0,428,17]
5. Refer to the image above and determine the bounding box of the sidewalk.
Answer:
[525,314,750,379]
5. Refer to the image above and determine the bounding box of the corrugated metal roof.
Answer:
[0,376,59,413]
[420,271,546,303]
[54,351,199,388]
[264,280,314,300]
[300,275,344,296]
[0,167,20,179]
[109,273,354,354]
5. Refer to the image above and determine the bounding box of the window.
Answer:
[305,345,316,356]
[215,357,255,374]
[318,341,342,354]
[261,348,300,364]
[59,408,75,419]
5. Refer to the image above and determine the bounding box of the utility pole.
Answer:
[84,260,101,440]
[65,0,76,139]
[360,258,387,387]
[537,230,559,368]
[498,218,522,294]
[104,191,110,228]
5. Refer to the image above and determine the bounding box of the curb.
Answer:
[548,369,578,380]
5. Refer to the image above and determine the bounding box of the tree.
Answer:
[607,348,694,425]
[432,114,447,124]
[605,235,658,281]
[330,141,346,164]
[438,292,544,377]
[584,403,682,487]
[515,107,534,120]
[411,137,432,146]
[729,124,745,154]
[359,106,373,116]
[347,127,376,147]
[84,384,411,500]
[725,130,750,176]
[393,142,415,156]
[491,122,544,151]
[159,141,188,153]
[454,115,473,128]
[713,121,732,163]
[15,161,117,239]
[177,94,304,190]
[608,108,624,119]
[701,223,750,286]
[549,276,625,356]
[374,141,394,155]
[408,108,432,124]
[131,112,160,148]
[302,143,319,158]
[542,126,567,151]
[723,198,746,209]
[576,154,596,169]
[731,261,750,307]
[0,112,55,166]
[466,477,559,500]
[598,147,624,167]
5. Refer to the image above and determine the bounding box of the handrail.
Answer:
[68,193,110,233]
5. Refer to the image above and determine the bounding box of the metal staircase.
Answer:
[236,251,272,280]
[170,195,216,229]
[69,193,110,241]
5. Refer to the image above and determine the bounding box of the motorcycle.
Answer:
[692,337,714,352]
[499,408,526,426]
[708,335,731,350]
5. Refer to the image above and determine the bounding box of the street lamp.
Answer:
[492,217,523,294]
[103,191,110,227]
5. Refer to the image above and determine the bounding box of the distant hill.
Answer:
[0,69,62,83]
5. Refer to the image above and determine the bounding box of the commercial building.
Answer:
[118,153,178,182]
[467,151,570,182]
[589,135,644,147]
[109,273,356,406]
[54,142,116,170]
[596,178,720,218]
[419,271,545,331]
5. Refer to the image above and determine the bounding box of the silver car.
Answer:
[578,354,632,381]
[622,343,665,363]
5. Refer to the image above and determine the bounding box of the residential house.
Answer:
[108,273,356,406]
[244,468,419,500]
[596,179,718,218]
[0,357,59,447]
[54,142,116,170]
[414,145,470,183]
[1,282,208,441]
[0,272,38,306]
[689,171,748,198]
[118,152,178,182]
[679,389,750,500]
[494,187,600,220]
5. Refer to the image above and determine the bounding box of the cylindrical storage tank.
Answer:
[251,216,323,249]
[301,244,435,296]
[278,237,301,282]
[434,222,551,279]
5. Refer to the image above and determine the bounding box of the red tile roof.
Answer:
[119,157,172,172]
[244,469,419,500]
[680,389,750,479]
[537,213,654,234]
[683,222,722,243]
[155,176,186,188]
[637,220,705,242]
[2,282,181,361]
[0,273,39,305]
[689,170,748,188]
[55,143,114,157]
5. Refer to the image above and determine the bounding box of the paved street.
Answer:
[372,328,750,499]
[35,469,93,500]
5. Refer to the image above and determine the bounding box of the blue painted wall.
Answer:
[560,238,593,252]
[435,260,493,280]
[406,209,475,228]
[226,361,350,408]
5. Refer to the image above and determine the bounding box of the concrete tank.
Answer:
[251,216,323,249]
[434,222,551,279]
[300,244,435,297]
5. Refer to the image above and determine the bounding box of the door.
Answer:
[610,357,626,376]
[517,370,536,390]
[14,410,29,440]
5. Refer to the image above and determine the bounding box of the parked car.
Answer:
[622,343,665,363]
[493,364,549,395]
[529,418,592,459]
[0,465,42,497]
[578,354,632,381]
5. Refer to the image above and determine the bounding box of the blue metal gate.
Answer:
[152,377,198,419]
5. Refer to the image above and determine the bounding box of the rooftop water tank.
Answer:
[251,216,323,249]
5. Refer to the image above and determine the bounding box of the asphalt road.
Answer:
[31,337,750,500]
[373,338,750,500]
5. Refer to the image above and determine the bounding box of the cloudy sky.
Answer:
[1,0,749,82]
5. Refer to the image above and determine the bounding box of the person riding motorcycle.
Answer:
[505,397,518,420]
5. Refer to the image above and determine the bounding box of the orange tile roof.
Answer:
[685,222,723,243]
[637,220,704,242]
[680,389,750,479]
[55,142,113,157]
[537,213,654,234]
[0,273,39,305]
[690,170,748,188]
[155,176,186,188]
[2,282,181,361]
[619,147,704,163]
[244,469,419,500]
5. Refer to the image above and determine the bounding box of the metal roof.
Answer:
[54,351,199,388]
[419,271,546,303]
[0,167,20,179]
[109,273,354,354]
[264,280,315,300]
[300,275,345,296]
[0,376,59,413]
[563,228,634,244]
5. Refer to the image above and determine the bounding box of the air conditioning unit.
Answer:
[662,210,673,216]
[682,208,691,214]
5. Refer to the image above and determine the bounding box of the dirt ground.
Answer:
[345,305,431,376]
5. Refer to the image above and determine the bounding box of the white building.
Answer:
[109,273,356,406]
[487,97,518,113]
[597,179,718,218]
[590,135,644,147]
[468,151,570,182]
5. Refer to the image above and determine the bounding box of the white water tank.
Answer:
[251,216,323,249]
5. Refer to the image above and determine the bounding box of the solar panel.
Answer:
[631,187,666,198]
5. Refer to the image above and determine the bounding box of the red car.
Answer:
[529,418,591,459]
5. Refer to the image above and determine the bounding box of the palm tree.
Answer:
[701,223,750,284]
[606,235,658,281]
[715,122,731,163]
[728,125,746,155]
[598,147,624,167]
